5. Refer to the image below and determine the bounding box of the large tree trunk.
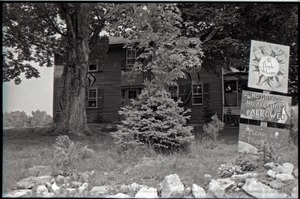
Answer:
[54,3,92,135]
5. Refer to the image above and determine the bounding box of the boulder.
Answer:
[27,165,53,177]
[242,178,288,198]
[16,175,52,189]
[208,179,225,198]
[282,162,294,174]
[90,186,111,197]
[291,186,298,198]
[266,169,276,178]
[106,193,131,198]
[4,189,32,197]
[294,168,298,178]
[268,179,285,189]
[51,182,60,193]
[56,175,65,186]
[275,173,295,182]
[216,178,235,191]
[78,182,89,194]
[191,184,206,198]
[183,187,191,196]
[274,164,286,174]
[231,173,258,180]
[129,182,144,194]
[161,174,185,198]
[135,187,158,198]
[36,185,51,197]
[264,162,276,170]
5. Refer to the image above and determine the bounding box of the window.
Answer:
[87,88,103,108]
[169,86,179,101]
[88,60,99,72]
[192,83,203,105]
[121,88,141,106]
[126,48,136,69]
[224,79,247,107]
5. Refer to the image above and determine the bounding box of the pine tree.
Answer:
[111,81,194,153]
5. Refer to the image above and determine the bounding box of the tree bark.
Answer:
[54,3,92,135]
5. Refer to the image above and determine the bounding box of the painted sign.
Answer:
[248,40,290,93]
[240,90,292,124]
[121,71,143,86]
[238,123,289,154]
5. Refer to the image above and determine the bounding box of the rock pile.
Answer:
[4,162,299,198]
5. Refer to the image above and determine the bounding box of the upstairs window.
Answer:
[88,60,101,72]
[126,48,136,69]
[192,83,203,105]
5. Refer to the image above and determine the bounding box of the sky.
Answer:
[2,63,54,116]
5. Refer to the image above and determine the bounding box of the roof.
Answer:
[109,36,127,45]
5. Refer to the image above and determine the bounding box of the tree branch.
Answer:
[45,15,67,37]
[89,19,105,47]
[58,3,75,39]
[202,26,223,43]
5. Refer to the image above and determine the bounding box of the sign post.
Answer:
[238,40,291,154]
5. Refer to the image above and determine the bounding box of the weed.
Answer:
[203,114,224,148]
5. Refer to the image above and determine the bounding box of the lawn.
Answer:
[2,125,298,195]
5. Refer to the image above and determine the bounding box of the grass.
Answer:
[2,125,298,195]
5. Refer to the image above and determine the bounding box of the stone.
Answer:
[129,182,144,193]
[242,178,288,198]
[36,185,51,197]
[231,173,258,180]
[64,176,72,184]
[90,186,111,197]
[79,172,89,183]
[216,178,235,191]
[16,175,52,189]
[56,175,65,186]
[27,165,53,177]
[267,169,277,178]
[161,174,185,198]
[282,162,294,174]
[44,181,52,190]
[106,193,131,198]
[275,173,295,182]
[183,187,191,196]
[70,181,82,188]
[191,184,206,198]
[264,162,276,170]
[135,187,158,198]
[4,189,32,197]
[237,182,244,188]
[78,182,89,194]
[51,182,60,193]
[66,188,77,196]
[120,184,130,193]
[204,174,212,182]
[268,179,285,189]
[294,168,298,178]
[208,179,225,198]
[274,164,286,174]
[291,186,298,198]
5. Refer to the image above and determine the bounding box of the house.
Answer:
[53,37,249,125]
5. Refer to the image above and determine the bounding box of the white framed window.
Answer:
[192,83,203,105]
[87,88,103,108]
[126,48,136,69]
[169,86,179,101]
[88,60,98,72]
[121,88,141,106]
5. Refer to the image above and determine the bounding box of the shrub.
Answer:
[218,162,243,177]
[235,152,259,171]
[203,114,224,148]
[257,141,279,164]
[111,82,194,153]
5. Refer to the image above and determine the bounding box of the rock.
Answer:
[242,178,288,198]
[66,188,77,196]
[183,187,191,196]
[56,175,65,186]
[231,173,258,180]
[44,181,52,190]
[36,185,51,197]
[274,164,286,174]
[282,162,294,174]
[129,182,144,193]
[275,173,295,182]
[27,165,53,177]
[120,184,130,193]
[106,193,131,198]
[90,186,111,197]
[216,178,235,191]
[234,187,240,192]
[268,179,285,189]
[267,169,277,178]
[78,182,88,194]
[51,182,60,193]
[294,168,298,178]
[72,173,79,181]
[291,186,298,198]
[64,176,72,184]
[204,174,212,182]
[264,162,276,170]
[237,182,244,188]
[191,184,206,198]
[208,179,225,198]
[161,174,185,198]
[4,189,32,197]
[16,175,52,189]
[135,187,158,198]
[79,172,89,183]
[70,181,82,188]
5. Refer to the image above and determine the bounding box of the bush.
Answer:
[257,141,279,164]
[203,114,224,148]
[235,152,259,171]
[111,82,194,153]
[219,162,243,177]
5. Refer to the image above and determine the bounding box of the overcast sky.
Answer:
[2,63,54,116]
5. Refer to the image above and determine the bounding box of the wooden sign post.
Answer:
[238,40,291,154]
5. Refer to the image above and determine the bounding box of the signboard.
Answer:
[121,71,143,86]
[240,90,292,124]
[238,124,289,154]
[248,40,290,93]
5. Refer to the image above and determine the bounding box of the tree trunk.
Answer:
[54,4,92,135]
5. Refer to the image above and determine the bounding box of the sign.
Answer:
[248,40,290,93]
[121,71,143,86]
[240,90,292,124]
[238,124,289,154]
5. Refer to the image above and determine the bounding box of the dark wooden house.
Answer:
[53,37,224,124]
